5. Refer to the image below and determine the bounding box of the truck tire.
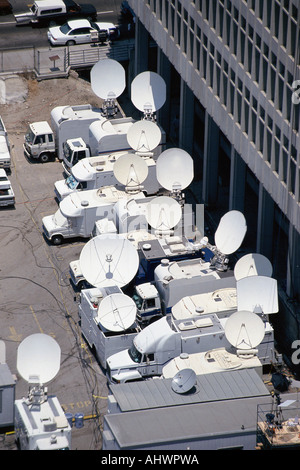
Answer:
[52,234,63,245]
[39,153,51,163]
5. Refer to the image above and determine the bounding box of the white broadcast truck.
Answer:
[54,151,160,201]
[42,186,146,245]
[106,311,275,383]
[78,286,142,369]
[0,116,11,171]
[23,104,137,164]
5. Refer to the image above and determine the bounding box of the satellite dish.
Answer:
[127,120,162,154]
[224,310,265,351]
[215,210,247,255]
[131,71,166,117]
[113,153,148,191]
[146,196,182,232]
[97,293,136,332]
[171,368,197,394]
[156,148,194,192]
[17,334,61,385]
[234,253,273,281]
[237,276,278,314]
[91,58,126,100]
[79,234,139,288]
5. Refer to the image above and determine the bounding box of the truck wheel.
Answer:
[52,235,63,245]
[66,40,76,46]
[39,153,51,163]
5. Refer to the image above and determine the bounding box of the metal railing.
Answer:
[0,39,135,79]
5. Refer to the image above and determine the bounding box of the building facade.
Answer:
[128,0,300,370]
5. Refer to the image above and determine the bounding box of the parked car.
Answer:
[0,169,14,207]
[0,0,12,15]
[47,18,119,46]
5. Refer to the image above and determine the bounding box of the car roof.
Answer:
[66,19,92,29]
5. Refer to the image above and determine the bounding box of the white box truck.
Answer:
[23,105,105,163]
[106,314,275,383]
[14,395,71,450]
[0,116,11,170]
[54,151,160,201]
[42,186,145,245]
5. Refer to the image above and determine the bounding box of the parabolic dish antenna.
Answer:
[113,153,148,189]
[131,71,166,115]
[17,334,61,385]
[234,253,273,281]
[156,148,194,191]
[97,293,136,332]
[90,58,126,100]
[79,234,139,288]
[146,196,182,232]
[237,275,278,314]
[127,120,162,153]
[224,310,265,350]
[171,368,197,394]
[215,210,247,255]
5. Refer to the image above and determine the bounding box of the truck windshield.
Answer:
[132,293,143,310]
[53,209,68,227]
[128,343,142,363]
[63,142,72,163]
[25,128,35,144]
[66,175,79,190]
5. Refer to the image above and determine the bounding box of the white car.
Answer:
[0,169,14,207]
[47,19,119,46]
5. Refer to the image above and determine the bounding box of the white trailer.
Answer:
[42,186,145,244]
[14,395,71,450]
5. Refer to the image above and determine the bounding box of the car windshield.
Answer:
[128,343,142,363]
[60,23,72,34]
[0,141,7,153]
[66,175,79,189]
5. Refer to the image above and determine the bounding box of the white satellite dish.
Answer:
[237,275,278,314]
[146,196,182,233]
[131,71,166,117]
[113,153,148,191]
[234,253,273,281]
[156,148,194,192]
[97,293,137,332]
[215,210,247,255]
[171,368,197,394]
[79,234,139,288]
[127,120,162,154]
[17,334,61,385]
[224,310,265,351]
[90,58,126,100]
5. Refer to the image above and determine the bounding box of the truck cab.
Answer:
[132,283,161,323]
[62,138,90,175]
[24,121,55,162]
